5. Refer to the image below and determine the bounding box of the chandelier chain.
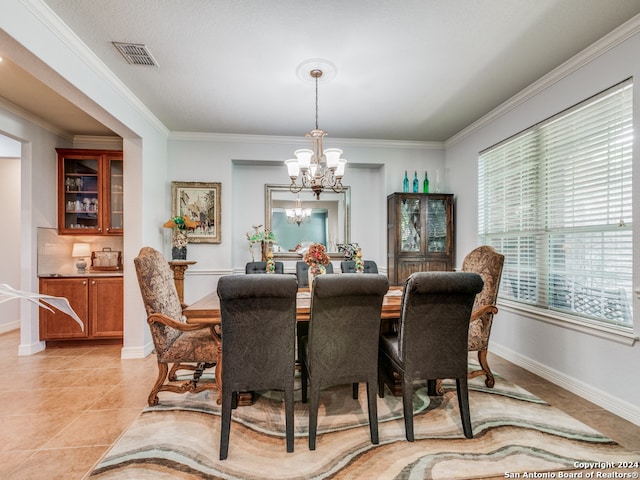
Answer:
[315,74,319,130]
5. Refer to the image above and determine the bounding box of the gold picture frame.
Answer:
[171,181,221,243]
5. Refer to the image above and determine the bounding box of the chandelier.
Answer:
[285,196,312,227]
[285,67,346,200]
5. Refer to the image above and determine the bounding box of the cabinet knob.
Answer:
[82,281,87,285]
[92,281,96,285]
[106,227,110,232]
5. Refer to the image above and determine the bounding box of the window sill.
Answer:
[497,299,639,346]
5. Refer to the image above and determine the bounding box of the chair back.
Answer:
[340,260,379,273]
[296,261,334,287]
[307,273,388,386]
[245,261,284,274]
[217,274,297,391]
[134,247,185,351]
[134,247,183,320]
[398,272,483,379]
[462,246,504,316]
[462,246,504,350]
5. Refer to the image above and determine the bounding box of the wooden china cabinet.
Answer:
[57,148,123,235]
[39,276,124,346]
[387,193,454,286]
[39,148,124,346]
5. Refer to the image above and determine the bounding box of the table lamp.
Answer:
[71,243,91,273]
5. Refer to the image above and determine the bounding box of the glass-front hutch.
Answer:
[387,193,454,285]
[57,148,123,235]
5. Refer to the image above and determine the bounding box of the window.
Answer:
[479,80,633,328]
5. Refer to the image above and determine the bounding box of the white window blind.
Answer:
[479,80,633,327]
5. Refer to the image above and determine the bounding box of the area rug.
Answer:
[89,371,640,479]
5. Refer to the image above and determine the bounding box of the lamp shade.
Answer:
[71,243,91,258]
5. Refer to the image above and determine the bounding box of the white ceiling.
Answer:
[2,0,640,142]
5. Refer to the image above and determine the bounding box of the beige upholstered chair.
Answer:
[134,247,221,406]
[463,246,505,388]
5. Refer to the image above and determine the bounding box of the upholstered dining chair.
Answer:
[340,260,379,273]
[378,271,484,441]
[300,273,389,450]
[217,274,298,460]
[134,247,220,407]
[463,245,505,388]
[245,261,284,274]
[295,261,334,287]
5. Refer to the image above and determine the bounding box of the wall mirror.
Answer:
[265,184,350,257]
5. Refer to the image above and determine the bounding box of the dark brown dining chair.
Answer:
[300,273,389,450]
[378,271,484,441]
[217,274,298,460]
[245,261,284,274]
[340,260,379,273]
[134,246,220,407]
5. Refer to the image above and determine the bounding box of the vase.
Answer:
[171,229,188,260]
[308,264,326,292]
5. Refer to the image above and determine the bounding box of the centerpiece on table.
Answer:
[304,243,331,290]
[338,242,364,272]
[163,215,198,260]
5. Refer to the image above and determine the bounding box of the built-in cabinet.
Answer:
[387,193,454,285]
[39,276,123,345]
[57,148,123,235]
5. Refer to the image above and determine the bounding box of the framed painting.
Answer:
[171,181,221,243]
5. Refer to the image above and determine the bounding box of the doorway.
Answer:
[0,133,22,333]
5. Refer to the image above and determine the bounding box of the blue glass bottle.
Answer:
[403,170,409,192]
[412,171,419,193]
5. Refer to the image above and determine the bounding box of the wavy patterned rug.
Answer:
[89,371,639,479]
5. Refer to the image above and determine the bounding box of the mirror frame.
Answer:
[264,184,351,258]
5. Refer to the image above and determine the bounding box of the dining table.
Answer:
[183,284,404,323]
[182,284,404,405]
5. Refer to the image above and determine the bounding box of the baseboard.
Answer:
[120,340,154,359]
[490,343,640,427]
[18,340,46,356]
[0,320,19,334]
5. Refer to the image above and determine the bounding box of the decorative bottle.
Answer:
[412,171,419,193]
[423,171,429,193]
[403,170,409,192]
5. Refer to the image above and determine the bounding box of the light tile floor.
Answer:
[1,329,638,479]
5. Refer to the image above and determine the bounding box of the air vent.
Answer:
[112,42,159,67]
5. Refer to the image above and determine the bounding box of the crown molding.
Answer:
[168,131,443,150]
[21,0,168,137]
[445,13,640,148]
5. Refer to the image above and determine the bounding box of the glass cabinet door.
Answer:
[400,198,421,252]
[427,198,448,252]
[107,158,124,233]
[61,157,100,232]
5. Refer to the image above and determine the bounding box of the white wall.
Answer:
[168,134,445,304]
[0,156,21,332]
[445,22,640,424]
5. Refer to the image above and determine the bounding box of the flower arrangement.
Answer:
[163,215,198,230]
[304,243,330,267]
[163,215,197,260]
[337,242,360,261]
[354,247,364,273]
[246,225,276,261]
